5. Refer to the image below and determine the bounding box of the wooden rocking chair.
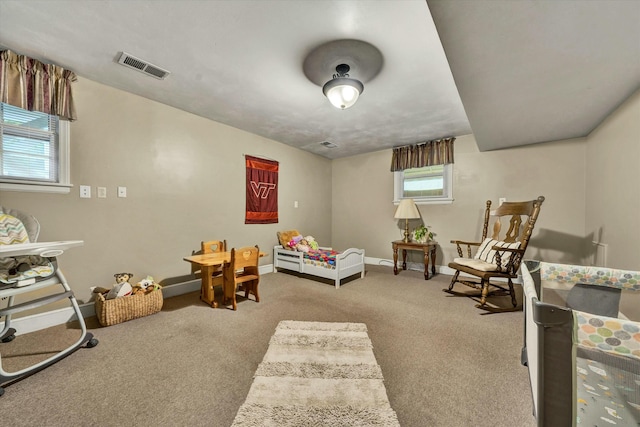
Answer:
[444,196,545,312]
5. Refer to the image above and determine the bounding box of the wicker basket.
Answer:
[95,289,163,326]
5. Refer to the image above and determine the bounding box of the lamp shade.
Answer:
[322,77,363,110]
[394,199,420,219]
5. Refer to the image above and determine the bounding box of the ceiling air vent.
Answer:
[117,52,170,80]
[320,141,338,148]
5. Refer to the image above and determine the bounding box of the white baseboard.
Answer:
[365,257,521,283]
[3,261,521,335]
[365,256,451,275]
[2,264,275,336]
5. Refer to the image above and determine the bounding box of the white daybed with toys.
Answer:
[273,230,365,289]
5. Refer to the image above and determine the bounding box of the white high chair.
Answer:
[0,207,98,396]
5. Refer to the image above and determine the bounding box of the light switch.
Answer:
[97,187,107,198]
[79,185,91,198]
[294,201,299,208]
[118,186,127,198]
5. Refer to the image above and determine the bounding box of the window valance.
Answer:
[0,49,77,121]
[390,137,455,172]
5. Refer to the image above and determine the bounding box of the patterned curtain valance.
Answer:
[390,137,455,172]
[0,49,77,121]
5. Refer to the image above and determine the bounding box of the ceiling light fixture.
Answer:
[303,39,383,111]
[322,64,363,110]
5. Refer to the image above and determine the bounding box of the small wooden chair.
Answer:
[192,240,226,306]
[191,240,227,274]
[444,196,544,312]
[223,245,260,311]
[202,240,226,255]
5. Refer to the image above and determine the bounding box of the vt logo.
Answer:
[250,181,276,199]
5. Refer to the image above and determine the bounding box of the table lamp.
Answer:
[394,199,420,243]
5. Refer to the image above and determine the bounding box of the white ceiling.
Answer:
[0,1,638,159]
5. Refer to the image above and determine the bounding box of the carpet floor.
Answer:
[0,264,536,426]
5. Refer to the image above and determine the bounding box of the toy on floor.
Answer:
[92,272,133,300]
[106,272,133,299]
[132,275,161,295]
[92,273,162,299]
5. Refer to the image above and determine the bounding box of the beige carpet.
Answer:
[231,320,399,426]
[0,265,536,427]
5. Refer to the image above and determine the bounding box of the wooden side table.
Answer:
[392,240,438,280]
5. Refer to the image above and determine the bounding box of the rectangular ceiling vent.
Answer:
[117,52,170,80]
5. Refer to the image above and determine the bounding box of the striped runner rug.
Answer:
[231,320,400,426]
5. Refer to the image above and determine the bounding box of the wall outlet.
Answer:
[294,200,299,208]
[97,187,107,198]
[117,186,127,198]
[79,185,91,198]
[499,197,506,205]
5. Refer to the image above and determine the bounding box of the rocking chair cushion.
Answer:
[453,257,501,272]
[474,238,521,269]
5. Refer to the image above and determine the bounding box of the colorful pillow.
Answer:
[474,238,521,269]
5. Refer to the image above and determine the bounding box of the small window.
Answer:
[0,102,70,193]
[394,164,453,205]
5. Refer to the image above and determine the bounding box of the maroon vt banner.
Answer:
[245,156,279,224]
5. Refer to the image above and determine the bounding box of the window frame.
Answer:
[0,103,71,194]
[393,164,454,205]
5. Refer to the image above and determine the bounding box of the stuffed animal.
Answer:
[289,235,319,253]
[296,238,311,253]
[105,272,133,299]
[287,235,304,250]
[114,272,133,284]
[305,235,319,250]
[132,275,160,295]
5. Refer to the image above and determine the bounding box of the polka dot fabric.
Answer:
[576,311,640,360]
[541,262,640,291]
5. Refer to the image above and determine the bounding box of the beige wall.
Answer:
[332,89,640,272]
[585,89,640,270]
[2,80,638,306]
[0,78,333,302]
[332,135,589,268]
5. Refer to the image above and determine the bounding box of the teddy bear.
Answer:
[91,272,135,299]
[104,272,134,299]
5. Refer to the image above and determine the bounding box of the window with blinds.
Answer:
[0,103,58,182]
[394,164,453,205]
[0,102,70,193]
[402,165,445,197]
